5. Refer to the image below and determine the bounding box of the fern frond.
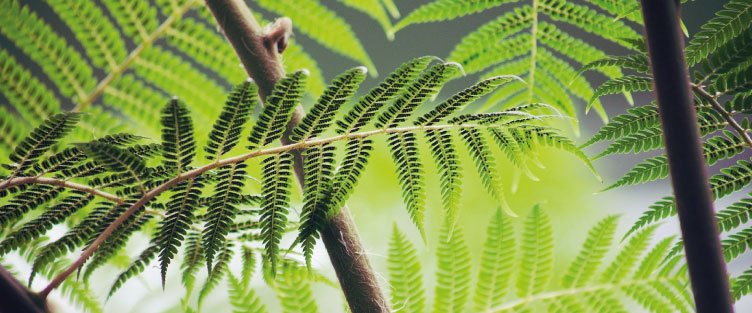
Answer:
[161,98,196,173]
[393,0,513,33]
[228,272,267,313]
[102,0,159,42]
[275,262,319,313]
[539,0,639,46]
[326,138,374,213]
[473,208,515,312]
[257,0,376,74]
[601,225,658,283]
[725,90,752,113]
[709,65,752,95]
[337,0,393,36]
[459,128,508,212]
[103,75,167,137]
[181,230,204,293]
[589,76,652,107]
[203,163,247,272]
[717,194,752,233]
[580,54,651,76]
[0,0,94,99]
[417,75,519,126]
[336,56,435,133]
[376,62,462,128]
[722,227,752,262]
[0,192,94,255]
[433,217,472,313]
[583,105,659,147]
[8,112,80,175]
[206,81,256,160]
[516,205,553,297]
[685,0,752,65]
[297,145,336,268]
[83,209,152,281]
[427,129,462,227]
[388,132,426,239]
[108,244,158,299]
[594,127,664,159]
[697,27,752,83]
[0,185,64,226]
[388,224,425,313]
[0,107,26,154]
[732,266,752,301]
[248,71,307,149]
[47,1,126,69]
[0,51,60,123]
[199,240,234,306]
[537,22,621,79]
[562,215,618,288]
[260,153,294,274]
[156,178,204,286]
[291,67,367,142]
[80,142,146,188]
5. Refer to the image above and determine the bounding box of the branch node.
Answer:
[264,17,293,53]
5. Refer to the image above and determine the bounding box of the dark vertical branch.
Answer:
[0,266,48,313]
[204,1,390,312]
[639,1,733,312]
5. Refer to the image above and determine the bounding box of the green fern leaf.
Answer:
[275,262,319,313]
[539,0,639,47]
[685,0,752,66]
[709,65,752,95]
[388,224,425,313]
[459,128,511,214]
[337,0,394,37]
[8,112,80,174]
[206,81,256,160]
[433,217,472,313]
[0,185,64,226]
[47,0,127,69]
[291,67,367,142]
[336,56,435,133]
[583,105,659,147]
[0,192,94,255]
[161,98,196,173]
[416,75,520,126]
[248,71,307,149]
[717,194,752,233]
[83,210,152,281]
[580,54,650,76]
[725,90,752,113]
[697,27,752,83]
[199,240,234,307]
[723,227,752,262]
[257,0,376,74]
[427,129,462,228]
[393,0,513,33]
[80,142,146,188]
[473,207,515,311]
[516,205,553,297]
[0,51,59,124]
[732,266,752,301]
[228,272,267,313]
[388,132,427,239]
[156,178,204,286]
[181,231,204,293]
[108,244,158,299]
[601,224,658,283]
[589,76,652,108]
[0,0,94,100]
[297,145,336,268]
[104,74,167,137]
[562,215,618,288]
[376,62,463,128]
[203,163,247,273]
[102,0,158,43]
[326,138,374,214]
[260,153,294,274]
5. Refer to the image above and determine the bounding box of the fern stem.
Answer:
[639,1,733,312]
[692,84,752,149]
[0,176,123,204]
[72,0,200,112]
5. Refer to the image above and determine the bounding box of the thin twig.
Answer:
[692,84,752,149]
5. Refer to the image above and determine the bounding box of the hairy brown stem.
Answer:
[692,84,752,149]
[205,1,390,311]
[639,1,733,312]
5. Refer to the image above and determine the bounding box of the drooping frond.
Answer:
[732,266,752,301]
[589,76,653,108]
[337,0,394,37]
[472,208,514,312]
[427,129,462,228]
[433,218,472,313]
[326,138,374,213]
[336,56,435,134]
[108,244,158,298]
[161,98,196,173]
[291,67,367,142]
[516,205,553,297]
[275,262,319,313]
[181,231,204,293]
[256,0,376,74]
[228,272,267,313]
[388,132,427,239]
[583,105,659,147]
[156,178,204,286]
[83,209,152,281]
[260,153,294,274]
[199,240,234,307]
[297,145,336,268]
[248,71,307,149]
[206,81,256,160]
[6,112,80,175]
[388,224,425,313]
[203,163,247,272]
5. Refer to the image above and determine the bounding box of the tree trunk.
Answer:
[639,1,733,312]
